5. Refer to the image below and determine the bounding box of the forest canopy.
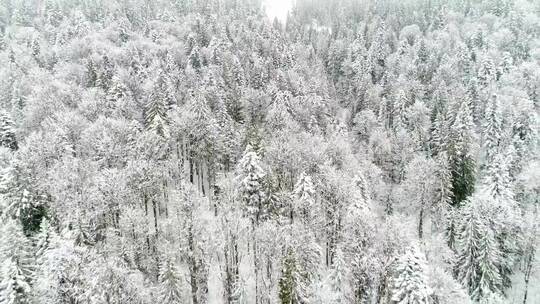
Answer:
[0,0,539,303]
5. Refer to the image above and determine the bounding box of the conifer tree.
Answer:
[0,257,32,304]
[328,248,350,304]
[454,194,503,301]
[34,219,55,261]
[158,258,183,304]
[107,75,129,106]
[482,95,503,164]
[278,249,300,304]
[481,149,519,291]
[236,145,266,225]
[231,278,248,304]
[474,227,502,300]
[0,220,33,304]
[293,172,315,224]
[0,111,17,150]
[145,72,171,138]
[448,99,477,206]
[391,246,432,304]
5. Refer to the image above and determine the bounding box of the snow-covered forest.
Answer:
[0,0,539,303]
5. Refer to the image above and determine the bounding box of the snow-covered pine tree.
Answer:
[158,258,183,303]
[0,220,34,304]
[278,248,301,304]
[474,225,502,300]
[34,219,55,261]
[447,98,476,248]
[0,257,32,304]
[353,172,371,207]
[0,111,17,150]
[215,98,238,171]
[293,172,315,224]
[231,278,248,304]
[482,95,503,165]
[481,148,519,291]
[145,71,172,138]
[478,56,496,89]
[327,247,350,304]
[454,194,503,301]
[106,74,129,106]
[478,290,505,304]
[237,145,265,225]
[448,98,477,206]
[483,152,515,207]
[391,246,432,304]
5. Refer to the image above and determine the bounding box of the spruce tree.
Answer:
[328,248,350,304]
[158,259,183,304]
[278,249,299,304]
[474,227,502,300]
[0,111,17,150]
[0,220,33,304]
[391,246,432,304]
[34,219,55,261]
[145,72,171,138]
[293,172,315,224]
[481,149,519,292]
[448,99,477,206]
[454,194,503,301]
[0,258,32,304]
[482,95,503,164]
[236,145,266,225]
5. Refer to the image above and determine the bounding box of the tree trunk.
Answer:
[253,223,260,304]
[523,252,533,304]
[418,207,424,239]
[418,184,426,239]
[189,226,199,304]
[152,199,159,238]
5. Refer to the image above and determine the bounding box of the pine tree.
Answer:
[106,74,129,106]
[481,149,519,292]
[0,164,46,234]
[97,55,114,91]
[454,199,482,295]
[435,152,452,209]
[446,98,478,248]
[478,291,505,304]
[231,278,248,304]
[416,39,431,84]
[474,227,502,300]
[293,172,315,224]
[448,99,477,206]
[158,259,183,304]
[328,248,350,304]
[0,220,33,271]
[278,249,300,304]
[482,95,503,164]
[0,220,33,304]
[215,99,237,171]
[391,246,432,304]
[236,145,266,225]
[454,195,503,301]
[34,219,55,261]
[145,72,171,138]
[431,111,449,155]
[0,111,17,150]
[478,56,495,88]
[483,152,514,207]
[0,257,32,304]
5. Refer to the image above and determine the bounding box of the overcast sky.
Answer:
[264,0,294,23]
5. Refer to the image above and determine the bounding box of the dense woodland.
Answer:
[0,0,539,303]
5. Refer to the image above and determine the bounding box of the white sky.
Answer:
[264,0,294,23]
